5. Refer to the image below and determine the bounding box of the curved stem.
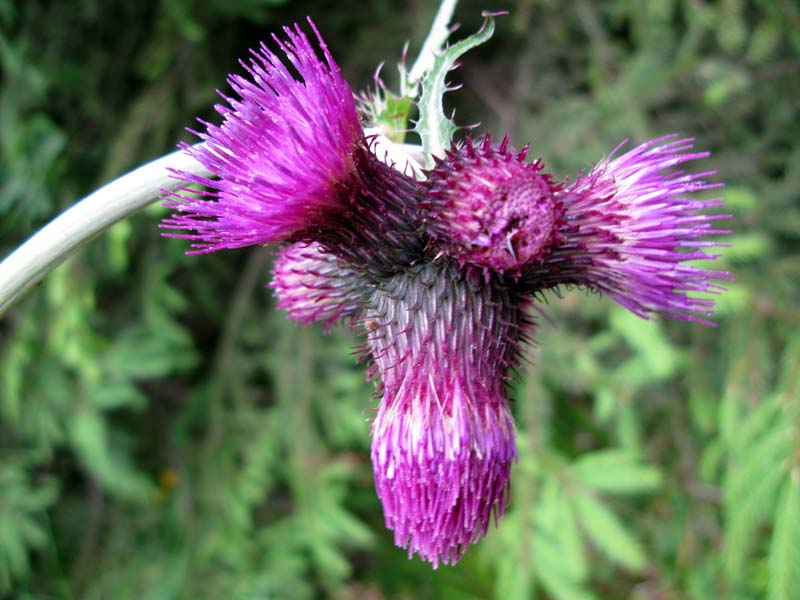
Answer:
[0,147,208,316]
[409,0,459,88]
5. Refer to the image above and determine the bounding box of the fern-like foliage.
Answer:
[1,1,798,598]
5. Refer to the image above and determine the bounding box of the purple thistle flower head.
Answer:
[366,262,527,567]
[424,135,563,275]
[159,16,731,570]
[161,19,363,253]
[521,135,732,324]
[270,242,364,329]
[160,19,424,276]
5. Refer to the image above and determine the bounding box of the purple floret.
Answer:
[161,19,362,252]
[423,135,564,276]
[270,241,364,329]
[522,135,732,324]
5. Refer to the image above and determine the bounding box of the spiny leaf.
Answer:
[364,88,414,143]
[415,13,498,167]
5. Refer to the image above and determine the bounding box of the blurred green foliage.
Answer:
[1,0,799,598]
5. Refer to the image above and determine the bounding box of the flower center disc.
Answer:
[455,172,558,272]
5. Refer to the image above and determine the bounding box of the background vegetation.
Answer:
[1,0,798,598]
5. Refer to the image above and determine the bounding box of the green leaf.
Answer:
[573,450,663,495]
[733,394,783,451]
[87,379,146,411]
[723,394,793,581]
[723,186,758,211]
[748,20,781,64]
[415,13,498,167]
[553,498,589,582]
[103,325,196,380]
[717,233,772,262]
[0,454,58,592]
[533,474,588,582]
[572,494,647,572]
[768,476,800,600]
[610,307,679,381]
[69,406,154,501]
[534,557,596,600]
[488,511,534,600]
[723,419,793,581]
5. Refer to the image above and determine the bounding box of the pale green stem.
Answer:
[406,0,459,96]
[0,148,208,316]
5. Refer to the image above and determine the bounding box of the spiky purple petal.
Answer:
[365,261,529,567]
[522,135,731,323]
[160,19,362,252]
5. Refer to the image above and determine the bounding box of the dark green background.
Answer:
[2,0,799,598]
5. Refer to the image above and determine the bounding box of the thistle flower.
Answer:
[423,135,563,275]
[423,134,730,322]
[161,19,424,275]
[366,261,528,567]
[270,242,365,329]
[161,20,362,252]
[519,135,732,323]
[160,19,730,570]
